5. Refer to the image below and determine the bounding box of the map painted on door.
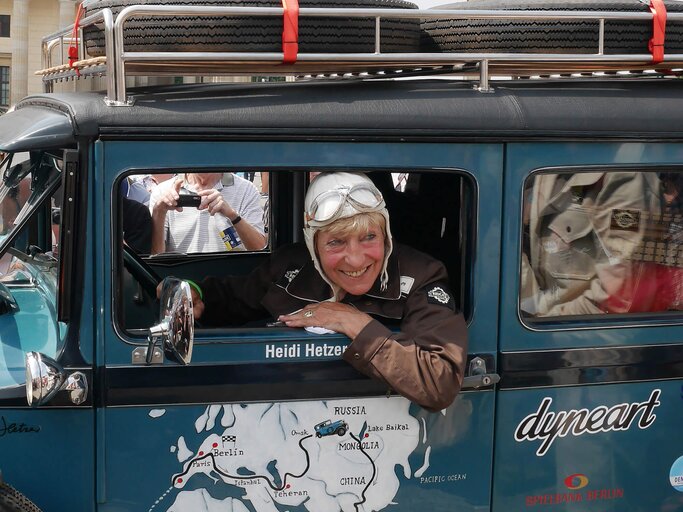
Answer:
[148,397,435,512]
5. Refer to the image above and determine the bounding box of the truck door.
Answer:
[98,140,504,512]
[496,142,683,511]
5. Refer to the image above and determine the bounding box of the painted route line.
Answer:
[350,432,377,511]
[171,434,313,492]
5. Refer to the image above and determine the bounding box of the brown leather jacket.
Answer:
[200,243,468,411]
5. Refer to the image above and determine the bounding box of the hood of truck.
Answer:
[0,262,63,389]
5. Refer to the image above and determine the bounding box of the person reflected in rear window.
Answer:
[521,171,664,318]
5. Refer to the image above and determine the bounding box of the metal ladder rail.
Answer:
[40,9,116,99]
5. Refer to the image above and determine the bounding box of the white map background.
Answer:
[148,397,434,512]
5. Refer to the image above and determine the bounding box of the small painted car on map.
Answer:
[314,419,348,437]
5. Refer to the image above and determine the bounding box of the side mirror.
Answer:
[24,352,88,407]
[147,277,194,365]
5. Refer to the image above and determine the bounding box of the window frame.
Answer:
[112,167,477,341]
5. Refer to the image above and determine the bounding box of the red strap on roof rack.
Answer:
[648,0,667,63]
[68,2,84,76]
[282,0,299,64]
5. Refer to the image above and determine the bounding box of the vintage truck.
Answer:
[0,0,682,510]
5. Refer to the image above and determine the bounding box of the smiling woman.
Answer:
[315,213,386,298]
[180,171,469,411]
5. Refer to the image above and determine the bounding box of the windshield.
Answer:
[0,151,62,255]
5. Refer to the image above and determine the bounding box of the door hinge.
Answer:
[132,346,163,365]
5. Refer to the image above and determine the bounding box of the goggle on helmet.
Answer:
[305,182,385,228]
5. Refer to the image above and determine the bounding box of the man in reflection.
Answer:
[149,172,266,254]
[0,179,30,236]
[521,172,661,317]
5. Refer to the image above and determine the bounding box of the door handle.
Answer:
[461,356,500,389]
[461,373,500,389]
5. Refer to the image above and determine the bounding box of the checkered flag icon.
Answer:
[222,435,236,445]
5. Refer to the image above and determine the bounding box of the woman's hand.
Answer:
[190,286,205,320]
[156,281,205,320]
[278,302,373,339]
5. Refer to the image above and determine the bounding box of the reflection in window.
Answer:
[521,170,683,320]
[0,185,62,286]
[0,175,29,236]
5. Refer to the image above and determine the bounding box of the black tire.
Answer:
[421,0,683,54]
[83,0,420,57]
[336,427,346,436]
[0,482,42,512]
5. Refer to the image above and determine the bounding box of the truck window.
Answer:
[115,169,474,335]
[0,151,66,375]
[520,169,683,322]
[0,152,63,270]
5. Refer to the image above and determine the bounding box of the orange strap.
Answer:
[68,3,84,76]
[282,0,299,64]
[648,0,667,64]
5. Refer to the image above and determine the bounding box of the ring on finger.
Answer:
[304,310,314,318]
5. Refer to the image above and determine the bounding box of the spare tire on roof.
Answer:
[0,481,42,512]
[420,0,683,54]
[83,0,420,57]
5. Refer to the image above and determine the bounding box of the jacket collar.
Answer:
[363,251,401,300]
[283,259,333,303]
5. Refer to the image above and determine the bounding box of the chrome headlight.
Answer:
[25,352,87,407]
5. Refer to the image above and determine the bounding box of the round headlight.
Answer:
[24,352,65,407]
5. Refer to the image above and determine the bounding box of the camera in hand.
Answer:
[176,193,201,208]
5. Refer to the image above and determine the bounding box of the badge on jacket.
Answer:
[400,276,415,296]
[425,284,456,310]
[277,265,301,287]
[610,209,641,231]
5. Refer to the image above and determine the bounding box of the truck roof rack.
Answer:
[36,4,683,106]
